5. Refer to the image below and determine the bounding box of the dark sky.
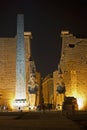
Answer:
[0,0,87,77]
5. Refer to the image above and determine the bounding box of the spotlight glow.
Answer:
[77,98,83,110]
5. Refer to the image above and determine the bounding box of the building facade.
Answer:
[60,31,87,110]
[42,74,54,107]
[0,33,32,109]
[0,37,16,108]
[0,33,41,110]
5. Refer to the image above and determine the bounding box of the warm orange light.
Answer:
[72,90,85,110]
[29,105,36,110]
[77,98,83,110]
[6,98,14,110]
[10,98,16,110]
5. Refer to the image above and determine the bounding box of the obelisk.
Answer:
[14,13,26,107]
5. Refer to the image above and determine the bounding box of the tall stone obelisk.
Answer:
[14,13,26,107]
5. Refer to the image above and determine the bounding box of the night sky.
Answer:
[0,0,87,77]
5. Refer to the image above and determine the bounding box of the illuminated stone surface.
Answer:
[60,31,87,109]
[0,38,16,107]
[0,34,32,108]
[42,74,54,105]
[0,31,40,109]
[53,70,65,109]
[14,14,26,107]
[28,56,39,108]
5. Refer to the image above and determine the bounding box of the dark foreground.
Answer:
[67,111,87,130]
[0,110,87,130]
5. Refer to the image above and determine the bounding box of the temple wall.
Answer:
[0,35,30,108]
[60,31,87,109]
[0,38,16,107]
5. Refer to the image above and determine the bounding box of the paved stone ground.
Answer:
[0,111,81,130]
[67,111,87,130]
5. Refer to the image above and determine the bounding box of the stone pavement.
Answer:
[0,111,81,130]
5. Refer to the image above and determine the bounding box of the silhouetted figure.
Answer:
[72,103,75,114]
[42,104,45,113]
[18,107,22,112]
